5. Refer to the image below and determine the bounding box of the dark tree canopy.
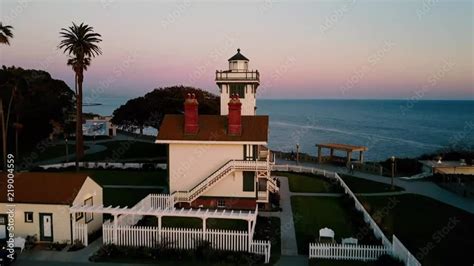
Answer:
[111,86,219,132]
[0,66,75,152]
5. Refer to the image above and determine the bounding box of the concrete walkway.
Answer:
[18,237,103,264]
[277,176,299,256]
[276,159,474,214]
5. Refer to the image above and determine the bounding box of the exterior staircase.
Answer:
[172,160,270,203]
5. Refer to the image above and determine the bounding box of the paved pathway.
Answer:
[276,160,474,213]
[17,237,103,264]
[277,176,299,256]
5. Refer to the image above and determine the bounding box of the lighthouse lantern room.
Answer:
[216,48,260,116]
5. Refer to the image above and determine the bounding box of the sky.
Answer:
[0,0,473,100]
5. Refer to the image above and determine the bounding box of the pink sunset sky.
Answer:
[0,0,472,99]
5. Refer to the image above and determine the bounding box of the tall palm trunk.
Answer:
[0,100,6,169]
[14,114,20,160]
[75,69,84,170]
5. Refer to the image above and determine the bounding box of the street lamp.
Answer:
[65,137,69,163]
[390,156,395,190]
[296,143,300,165]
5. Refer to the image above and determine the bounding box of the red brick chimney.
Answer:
[228,94,242,136]
[184,93,199,134]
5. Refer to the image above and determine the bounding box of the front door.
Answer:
[39,213,53,242]
[0,214,8,241]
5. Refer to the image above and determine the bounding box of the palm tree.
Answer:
[59,22,102,169]
[0,22,13,169]
[0,22,14,45]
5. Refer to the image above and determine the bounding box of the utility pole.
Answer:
[391,156,396,190]
[296,143,300,165]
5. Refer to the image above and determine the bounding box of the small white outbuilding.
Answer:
[0,172,102,244]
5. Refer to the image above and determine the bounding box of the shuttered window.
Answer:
[243,171,255,192]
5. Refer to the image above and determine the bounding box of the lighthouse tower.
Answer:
[216,48,260,116]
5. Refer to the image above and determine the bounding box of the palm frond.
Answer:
[0,22,14,45]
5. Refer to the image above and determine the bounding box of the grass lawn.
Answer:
[291,196,379,255]
[359,194,474,266]
[82,140,166,162]
[103,187,163,207]
[274,172,341,193]
[31,143,77,162]
[137,216,248,230]
[87,169,168,187]
[339,174,403,193]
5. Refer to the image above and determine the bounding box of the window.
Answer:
[217,200,226,208]
[243,171,255,192]
[24,212,33,223]
[84,197,93,223]
[243,145,258,160]
[230,83,245,98]
[75,212,84,221]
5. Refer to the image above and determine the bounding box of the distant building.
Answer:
[420,159,474,175]
[0,173,103,243]
[83,116,117,137]
[156,49,278,210]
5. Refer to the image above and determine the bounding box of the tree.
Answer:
[111,86,219,132]
[59,22,102,169]
[0,22,13,168]
[0,22,13,45]
[0,67,75,167]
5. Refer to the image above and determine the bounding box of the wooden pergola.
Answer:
[316,143,368,165]
[70,204,258,248]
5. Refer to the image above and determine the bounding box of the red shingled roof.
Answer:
[156,114,269,142]
[0,172,91,205]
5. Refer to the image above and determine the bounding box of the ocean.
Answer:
[84,97,474,162]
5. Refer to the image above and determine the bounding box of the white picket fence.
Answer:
[273,164,421,266]
[72,222,88,246]
[309,243,389,261]
[250,239,272,263]
[102,223,271,263]
[392,236,422,266]
[39,161,167,170]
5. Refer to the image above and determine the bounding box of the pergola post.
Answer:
[157,216,162,244]
[359,151,364,163]
[71,212,76,244]
[317,146,322,163]
[202,218,207,241]
[347,151,352,166]
[113,214,118,244]
[247,220,252,252]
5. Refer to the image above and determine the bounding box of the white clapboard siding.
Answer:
[73,222,88,246]
[309,243,389,261]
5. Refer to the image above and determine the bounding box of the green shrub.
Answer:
[375,254,403,266]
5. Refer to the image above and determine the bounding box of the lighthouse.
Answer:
[216,48,260,116]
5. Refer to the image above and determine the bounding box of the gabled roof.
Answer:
[228,48,249,61]
[0,172,93,205]
[156,114,268,143]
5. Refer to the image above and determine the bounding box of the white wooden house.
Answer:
[0,172,102,244]
[156,49,278,210]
